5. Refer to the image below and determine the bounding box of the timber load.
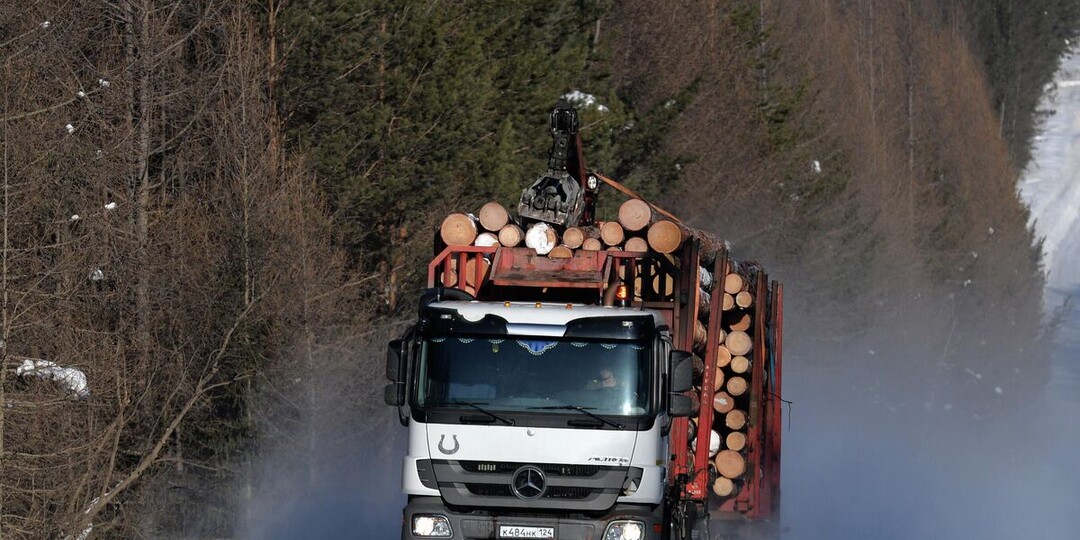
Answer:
[433,189,782,517]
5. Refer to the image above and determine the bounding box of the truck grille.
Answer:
[460,461,601,477]
[432,460,636,511]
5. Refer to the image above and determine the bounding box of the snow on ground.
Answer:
[1021,52,1080,294]
[16,358,89,399]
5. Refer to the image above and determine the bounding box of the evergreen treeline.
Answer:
[1,0,1077,537]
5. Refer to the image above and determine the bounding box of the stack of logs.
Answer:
[439,198,718,259]
[688,262,760,502]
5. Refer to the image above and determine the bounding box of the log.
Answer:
[464,257,491,287]
[726,431,747,452]
[699,267,714,291]
[618,198,653,232]
[600,221,625,246]
[525,222,558,255]
[692,429,721,457]
[722,293,735,311]
[652,274,675,296]
[714,449,746,479]
[712,366,726,391]
[725,409,747,430]
[698,289,712,316]
[562,227,585,249]
[474,232,500,247]
[716,345,732,368]
[725,331,752,356]
[693,320,708,351]
[712,476,738,497]
[726,376,748,397]
[624,236,649,252]
[730,356,750,374]
[548,245,574,259]
[735,291,754,309]
[440,213,477,246]
[646,220,686,254]
[498,224,524,247]
[712,391,735,414]
[581,237,603,251]
[722,272,744,295]
[478,201,509,232]
[441,268,458,287]
[728,313,751,332]
[606,246,623,252]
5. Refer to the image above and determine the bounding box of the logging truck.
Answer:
[384,102,784,540]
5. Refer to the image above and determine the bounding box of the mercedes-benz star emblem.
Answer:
[510,465,547,501]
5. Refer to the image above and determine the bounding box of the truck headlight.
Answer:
[603,520,644,540]
[412,514,452,537]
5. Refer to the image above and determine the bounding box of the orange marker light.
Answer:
[616,284,629,301]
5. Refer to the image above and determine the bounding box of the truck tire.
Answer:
[668,502,708,540]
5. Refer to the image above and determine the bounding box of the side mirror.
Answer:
[669,350,693,393]
[384,382,405,407]
[667,350,695,417]
[386,339,405,381]
[384,339,406,407]
[668,393,695,417]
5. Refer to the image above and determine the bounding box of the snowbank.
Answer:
[16,358,89,399]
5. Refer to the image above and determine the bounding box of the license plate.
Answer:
[498,525,555,539]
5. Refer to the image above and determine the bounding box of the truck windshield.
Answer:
[416,335,651,417]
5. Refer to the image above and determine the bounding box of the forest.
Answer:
[1,0,1077,537]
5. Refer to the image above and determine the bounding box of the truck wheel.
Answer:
[668,502,708,540]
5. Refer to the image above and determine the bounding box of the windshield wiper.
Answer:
[528,405,624,429]
[444,401,514,426]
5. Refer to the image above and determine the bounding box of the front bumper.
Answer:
[401,496,662,540]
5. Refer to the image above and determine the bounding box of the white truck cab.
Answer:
[386,297,696,540]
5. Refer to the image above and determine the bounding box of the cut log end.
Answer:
[548,245,574,259]
[562,227,585,249]
[712,476,737,497]
[728,313,751,332]
[440,213,477,246]
[726,431,747,452]
[525,223,558,255]
[726,376,748,397]
[730,356,750,374]
[725,409,747,430]
[624,236,649,252]
[474,232,500,247]
[716,345,732,368]
[712,391,735,414]
[725,330,752,356]
[723,272,744,295]
[581,237,603,251]
[647,220,685,254]
[712,366,726,391]
[735,291,754,309]
[618,198,653,232]
[498,224,524,247]
[600,221,626,246]
[478,201,509,232]
[715,449,746,479]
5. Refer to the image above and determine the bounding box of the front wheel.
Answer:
[668,501,708,540]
